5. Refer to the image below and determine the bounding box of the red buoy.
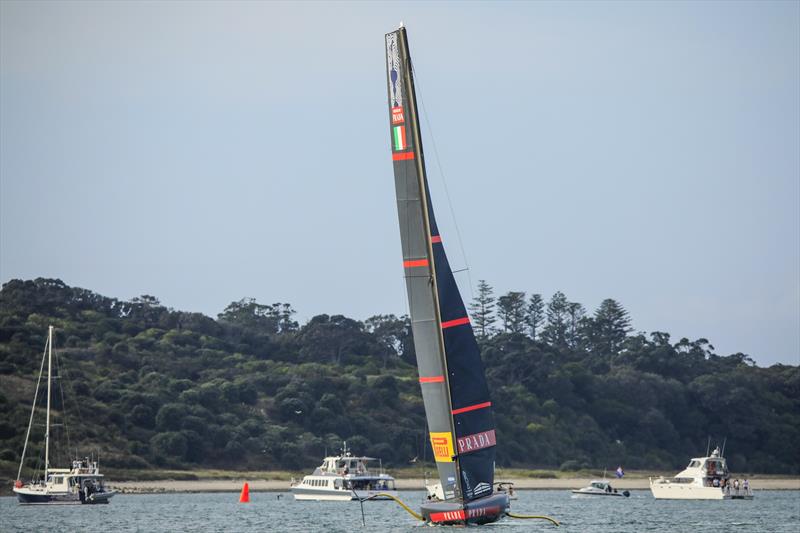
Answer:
[239,482,250,503]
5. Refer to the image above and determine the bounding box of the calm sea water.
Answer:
[1,490,798,532]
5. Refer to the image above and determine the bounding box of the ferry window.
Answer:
[54,476,63,484]
[689,461,700,467]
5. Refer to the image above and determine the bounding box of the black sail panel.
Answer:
[426,189,497,502]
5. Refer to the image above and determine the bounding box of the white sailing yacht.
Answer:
[13,326,115,504]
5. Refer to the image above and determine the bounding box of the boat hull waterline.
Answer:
[291,488,399,501]
[421,493,510,526]
[650,483,752,500]
[15,488,115,505]
[570,490,629,498]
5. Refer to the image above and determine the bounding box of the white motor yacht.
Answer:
[290,443,397,501]
[650,447,754,500]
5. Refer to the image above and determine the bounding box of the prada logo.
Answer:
[456,429,496,454]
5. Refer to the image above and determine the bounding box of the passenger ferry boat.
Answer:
[290,444,397,501]
[650,446,754,500]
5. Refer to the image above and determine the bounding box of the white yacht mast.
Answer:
[44,325,52,481]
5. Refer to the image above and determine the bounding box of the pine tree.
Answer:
[497,291,527,334]
[566,301,586,348]
[526,293,544,340]
[590,298,632,354]
[541,291,570,347]
[469,280,496,338]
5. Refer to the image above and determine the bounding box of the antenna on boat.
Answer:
[721,437,727,457]
[705,436,711,457]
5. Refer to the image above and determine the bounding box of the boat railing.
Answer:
[723,485,753,497]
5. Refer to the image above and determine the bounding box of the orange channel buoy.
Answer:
[239,482,250,503]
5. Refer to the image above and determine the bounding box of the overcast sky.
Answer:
[1,1,798,366]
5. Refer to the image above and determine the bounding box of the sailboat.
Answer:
[13,326,115,504]
[385,25,509,525]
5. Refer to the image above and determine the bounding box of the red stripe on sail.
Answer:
[451,401,492,415]
[392,152,415,160]
[441,317,470,329]
[431,235,442,243]
[419,375,445,383]
[403,259,429,268]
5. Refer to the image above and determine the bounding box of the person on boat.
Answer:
[712,478,720,488]
[743,479,750,494]
[733,479,739,492]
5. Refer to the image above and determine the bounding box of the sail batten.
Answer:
[386,26,497,505]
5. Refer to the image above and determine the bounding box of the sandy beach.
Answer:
[108,477,800,494]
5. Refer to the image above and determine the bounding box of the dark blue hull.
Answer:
[421,492,510,525]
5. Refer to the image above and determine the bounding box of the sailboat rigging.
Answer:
[385,25,508,525]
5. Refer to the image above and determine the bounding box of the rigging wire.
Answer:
[17,337,49,481]
[411,63,475,304]
[53,334,73,463]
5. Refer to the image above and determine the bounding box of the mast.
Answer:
[45,325,52,481]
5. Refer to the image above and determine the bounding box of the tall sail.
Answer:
[386,26,497,504]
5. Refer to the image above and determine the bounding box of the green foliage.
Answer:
[0,277,797,477]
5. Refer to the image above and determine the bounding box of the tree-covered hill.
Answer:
[0,278,797,483]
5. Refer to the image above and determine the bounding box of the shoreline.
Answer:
[107,477,800,494]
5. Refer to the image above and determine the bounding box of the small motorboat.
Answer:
[571,480,629,497]
[496,482,518,500]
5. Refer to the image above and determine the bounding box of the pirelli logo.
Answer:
[429,432,455,463]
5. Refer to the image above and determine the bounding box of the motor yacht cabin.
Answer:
[290,444,397,501]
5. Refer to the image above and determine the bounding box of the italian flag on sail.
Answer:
[393,125,409,151]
